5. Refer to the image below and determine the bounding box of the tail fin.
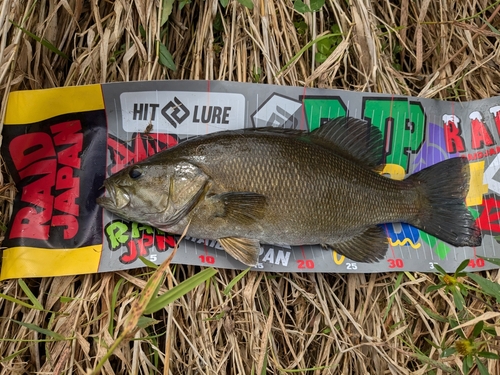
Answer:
[408,157,482,247]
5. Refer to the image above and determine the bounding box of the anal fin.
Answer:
[324,226,388,263]
[219,237,261,266]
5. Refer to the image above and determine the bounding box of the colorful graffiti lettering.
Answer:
[105,220,176,264]
[363,98,426,172]
[8,120,83,242]
[476,195,500,236]
[385,223,421,249]
[301,97,347,131]
[444,107,500,158]
[107,132,178,174]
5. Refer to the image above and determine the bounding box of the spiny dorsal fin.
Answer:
[310,117,384,167]
[242,127,307,136]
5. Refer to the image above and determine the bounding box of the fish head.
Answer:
[97,160,209,230]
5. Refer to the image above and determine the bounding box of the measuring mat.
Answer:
[1,81,499,278]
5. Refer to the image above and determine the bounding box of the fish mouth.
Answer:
[96,180,130,210]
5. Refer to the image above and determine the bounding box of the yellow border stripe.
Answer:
[4,84,104,124]
[0,245,102,280]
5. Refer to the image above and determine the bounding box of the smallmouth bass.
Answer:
[97,117,482,266]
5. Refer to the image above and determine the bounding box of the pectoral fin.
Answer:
[209,192,266,225]
[324,226,388,262]
[219,237,261,266]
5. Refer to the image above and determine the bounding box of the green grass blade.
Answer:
[482,17,500,35]
[137,316,160,329]
[11,319,66,341]
[18,279,43,310]
[0,347,29,363]
[415,351,457,373]
[109,277,125,335]
[223,267,251,296]
[276,32,343,76]
[139,256,159,269]
[0,293,43,310]
[10,21,69,59]
[261,351,268,374]
[383,272,404,320]
[478,256,500,267]
[466,272,500,303]
[144,268,217,315]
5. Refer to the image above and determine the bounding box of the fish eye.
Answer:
[129,167,142,179]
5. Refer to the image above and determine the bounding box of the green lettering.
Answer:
[363,98,425,171]
[106,221,129,249]
[302,97,346,131]
[131,222,156,237]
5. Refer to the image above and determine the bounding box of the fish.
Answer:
[97,117,482,266]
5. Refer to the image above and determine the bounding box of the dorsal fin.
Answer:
[310,117,384,167]
[242,127,307,136]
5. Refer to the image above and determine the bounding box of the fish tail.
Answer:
[407,157,482,247]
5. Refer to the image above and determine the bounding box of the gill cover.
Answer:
[161,161,210,227]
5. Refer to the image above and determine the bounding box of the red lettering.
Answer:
[54,185,80,216]
[21,173,55,213]
[51,214,78,239]
[119,237,153,264]
[199,255,215,264]
[444,121,465,153]
[57,142,83,168]
[55,166,76,190]
[10,133,56,171]
[9,207,50,240]
[120,239,139,264]
[107,133,178,174]
[477,196,500,234]
[8,121,85,243]
[156,235,176,251]
[18,158,57,180]
[51,121,83,168]
[297,259,315,269]
[388,258,404,268]
[471,117,494,149]
[142,233,155,248]
[51,120,82,145]
[490,106,500,136]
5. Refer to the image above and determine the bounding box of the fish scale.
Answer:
[98,117,481,266]
[142,131,423,244]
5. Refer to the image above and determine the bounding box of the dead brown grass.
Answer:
[0,0,499,374]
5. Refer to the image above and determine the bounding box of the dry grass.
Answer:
[0,0,499,374]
